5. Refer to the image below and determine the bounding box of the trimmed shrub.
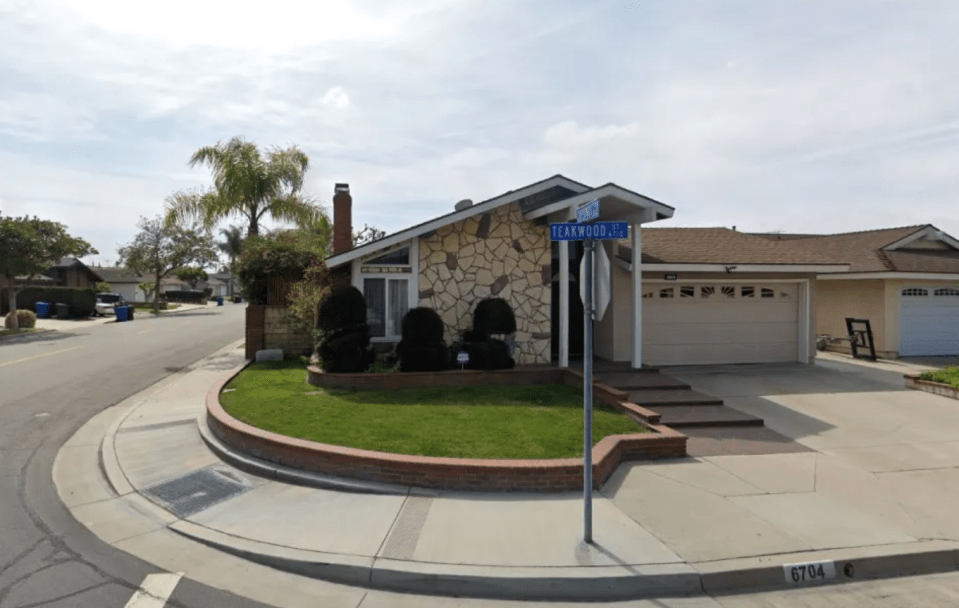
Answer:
[1,287,96,317]
[397,308,449,372]
[5,309,37,329]
[472,298,517,337]
[316,286,373,373]
[162,290,206,304]
[454,298,516,370]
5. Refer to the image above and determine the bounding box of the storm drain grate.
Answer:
[143,467,250,518]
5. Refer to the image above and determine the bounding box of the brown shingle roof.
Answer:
[754,226,923,272]
[617,228,848,266]
[754,225,959,273]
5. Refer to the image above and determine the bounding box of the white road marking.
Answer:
[124,572,183,607]
[0,346,84,369]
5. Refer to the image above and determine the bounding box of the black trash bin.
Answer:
[55,303,70,319]
[127,305,134,321]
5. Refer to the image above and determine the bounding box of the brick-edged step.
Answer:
[627,389,723,407]
[653,405,764,428]
[596,373,690,391]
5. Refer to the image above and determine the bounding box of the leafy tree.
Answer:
[163,136,328,238]
[234,230,325,304]
[138,281,155,302]
[0,215,96,331]
[217,225,245,297]
[353,224,386,247]
[117,215,218,314]
[95,281,112,293]
[286,263,331,365]
[174,266,209,290]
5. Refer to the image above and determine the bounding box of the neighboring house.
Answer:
[44,257,103,288]
[323,177,850,367]
[93,267,151,302]
[198,273,236,298]
[756,226,959,358]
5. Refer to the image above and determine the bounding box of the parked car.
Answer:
[94,293,128,317]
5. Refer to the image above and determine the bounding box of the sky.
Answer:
[1,0,958,267]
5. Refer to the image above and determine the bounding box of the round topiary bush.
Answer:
[472,298,516,338]
[397,308,449,372]
[5,309,37,329]
[318,286,367,332]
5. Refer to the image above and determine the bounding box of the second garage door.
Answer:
[900,286,959,356]
[642,283,800,366]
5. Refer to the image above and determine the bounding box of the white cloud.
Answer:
[1,0,959,253]
[320,87,350,110]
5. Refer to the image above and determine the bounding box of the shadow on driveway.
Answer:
[0,330,85,346]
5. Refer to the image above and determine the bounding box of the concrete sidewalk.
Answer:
[55,345,959,601]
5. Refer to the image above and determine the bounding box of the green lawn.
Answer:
[919,366,959,388]
[220,360,646,459]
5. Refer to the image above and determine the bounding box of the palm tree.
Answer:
[163,136,327,238]
[217,225,244,297]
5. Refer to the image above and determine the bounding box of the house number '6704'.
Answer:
[783,560,836,584]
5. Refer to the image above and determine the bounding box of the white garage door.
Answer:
[643,283,800,366]
[900,287,959,356]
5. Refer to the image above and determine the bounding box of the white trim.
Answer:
[816,272,959,280]
[631,223,642,369]
[799,279,810,363]
[410,237,419,308]
[636,263,850,273]
[644,278,809,284]
[883,225,959,251]
[326,175,590,268]
[559,239,569,368]
[524,183,674,221]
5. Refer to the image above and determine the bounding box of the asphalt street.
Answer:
[5,304,959,607]
[0,304,273,608]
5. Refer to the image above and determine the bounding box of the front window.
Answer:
[364,278,409,338]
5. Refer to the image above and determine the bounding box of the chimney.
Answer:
[333,183,352,255]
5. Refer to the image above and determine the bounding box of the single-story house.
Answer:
[756,226,959,358]
[1,257,102,314]
[323,177,851,367]
[44,257,103,288]
[93,267,152,302]
[198,273,237,298]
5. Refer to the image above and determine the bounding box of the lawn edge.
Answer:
[206,363,687,493]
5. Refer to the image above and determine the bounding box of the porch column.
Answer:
[559,239,569,367]
[631,223,642,368]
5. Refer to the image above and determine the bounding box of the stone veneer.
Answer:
[418,202,552,364]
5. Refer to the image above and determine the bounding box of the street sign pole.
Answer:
[583,237,594,544]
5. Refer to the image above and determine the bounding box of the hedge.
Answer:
[1,286,97,317]
[162,290,207,304]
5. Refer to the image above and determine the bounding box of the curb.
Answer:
[196,413,413,496]
[696,541,959,595]
[167,520,702,601]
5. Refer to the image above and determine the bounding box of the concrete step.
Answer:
[655,406,764,428]
[627,389,723,406]
[596,373,690,390]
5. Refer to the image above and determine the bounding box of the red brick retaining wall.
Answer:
[905,374,959,400]
[207,366,687,492]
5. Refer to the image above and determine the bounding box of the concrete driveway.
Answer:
[596,353,959,572]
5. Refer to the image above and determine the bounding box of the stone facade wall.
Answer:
[418,202,551,364]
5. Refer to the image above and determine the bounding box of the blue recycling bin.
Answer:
[216,297,224,306]
[35,301,51,318]
[115,305,129,322]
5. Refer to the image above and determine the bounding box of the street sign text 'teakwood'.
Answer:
[549,221,628,241]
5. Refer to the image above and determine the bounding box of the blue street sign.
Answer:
[576,199,600,223]
[550,221,628,241]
